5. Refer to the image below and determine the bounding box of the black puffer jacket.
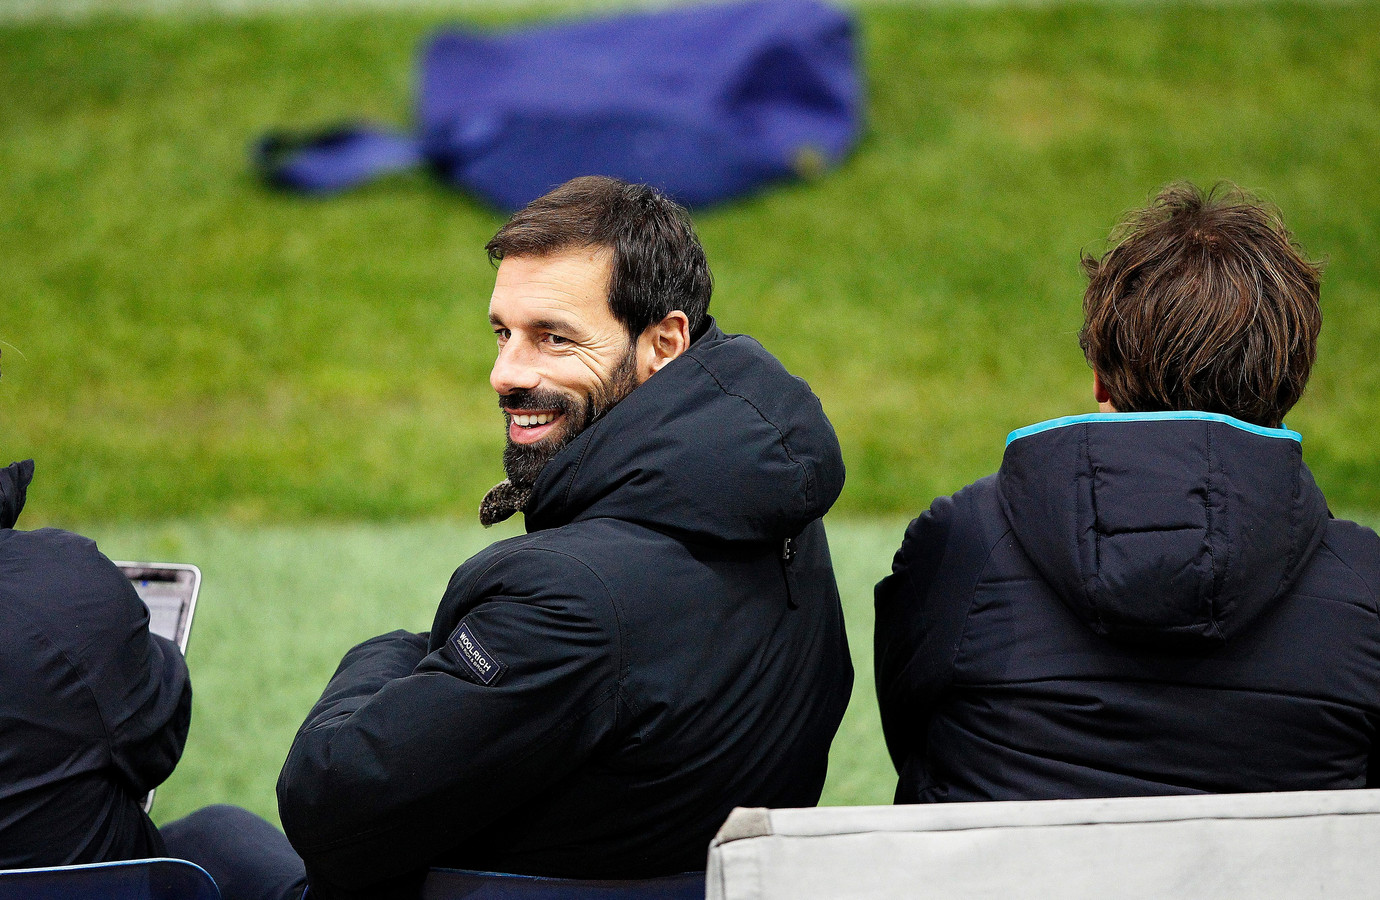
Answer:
[876,412,1380,804]
[0,460,192,866]
[279,321,853,899]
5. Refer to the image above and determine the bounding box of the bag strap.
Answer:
[254,124,423,194]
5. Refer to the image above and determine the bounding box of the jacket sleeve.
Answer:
[109,632,192,794]
[277,550,621,898]
[873,496,957,785]
[67,536,192,796]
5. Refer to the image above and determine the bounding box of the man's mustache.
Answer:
[499,389,575,414]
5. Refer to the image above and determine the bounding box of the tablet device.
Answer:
[117,561,201,812]
[119,562,200,653]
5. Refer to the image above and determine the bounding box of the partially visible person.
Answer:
[0,457,192,866]
[876,183,1380,804]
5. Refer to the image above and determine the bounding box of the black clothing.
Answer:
[278,322,853,900]
[162,806,308,900]
[0,460,192,867]
[876,413,1380,804]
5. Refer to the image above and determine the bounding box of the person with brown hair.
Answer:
[875,182,1380,804]
[161,176,852,900]
[1081,182,1321,428]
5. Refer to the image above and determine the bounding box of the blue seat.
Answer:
[0,857,219,900]
[420,868,705,900]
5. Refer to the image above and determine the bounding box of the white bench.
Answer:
[707,789,1380,899]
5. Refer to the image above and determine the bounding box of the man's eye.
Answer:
[494,329,510,343]
[546,334,570,345]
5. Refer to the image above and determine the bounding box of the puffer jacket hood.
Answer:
[1,460,33,530]
[998,412,1329,649]
[524,319,844,543]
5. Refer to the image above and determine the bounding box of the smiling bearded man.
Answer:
[160,176,854,900]
[479,245,641,527]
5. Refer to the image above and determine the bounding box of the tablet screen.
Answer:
[120,562,200,653]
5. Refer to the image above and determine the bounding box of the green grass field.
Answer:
[4,2,1380,523]
[3,0,1380,824]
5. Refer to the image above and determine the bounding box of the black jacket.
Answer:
[0,460,192,867]
[278,322,853,899]
[876,412,1380,804]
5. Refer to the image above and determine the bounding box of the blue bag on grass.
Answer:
[255,0,862,209]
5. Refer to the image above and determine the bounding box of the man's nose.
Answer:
[490,340,541,395]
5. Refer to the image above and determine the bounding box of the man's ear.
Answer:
[636,311,691,383]
[1093,371,1116,411]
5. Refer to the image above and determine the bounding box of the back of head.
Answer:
[486,175,713,340]
[1080,183,1322,428]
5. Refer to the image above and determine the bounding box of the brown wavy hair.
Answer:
[1080,183,1322,428]
[486,176,712,341]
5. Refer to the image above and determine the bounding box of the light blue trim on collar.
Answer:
[1006,411,1302,446]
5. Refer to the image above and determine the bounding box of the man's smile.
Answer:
[506,409,563,445]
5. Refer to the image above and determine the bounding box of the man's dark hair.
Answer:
[1080,182,1322,428]
[486,176,713,340]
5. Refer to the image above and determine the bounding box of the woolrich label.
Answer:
[451,621,506,686]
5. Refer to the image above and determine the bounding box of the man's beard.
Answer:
[479,342,640,527]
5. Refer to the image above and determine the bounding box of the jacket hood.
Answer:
[524,320,844,544]
[998,412,1328,649]
[1,460,33,530]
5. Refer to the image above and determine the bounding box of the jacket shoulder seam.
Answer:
[683,349,815,511]
[1316,535,1380,620]
[947,482,1015,684]
[467,542,629,685]
[948,526,1015,683]
[2,597,114,749]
